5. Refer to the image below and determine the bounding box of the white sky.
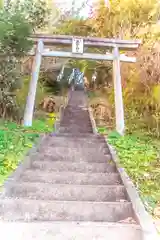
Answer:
[54,0,94,17]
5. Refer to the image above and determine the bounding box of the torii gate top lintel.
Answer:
[30,34,141,51]
[29,34,141,63]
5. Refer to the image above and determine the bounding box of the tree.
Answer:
[0,9,33,119]
[56,0,160,38]
[8,0,50,31]
[0,0,50,120]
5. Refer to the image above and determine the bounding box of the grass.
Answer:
[98,127,160,216]
[0,119,53,185]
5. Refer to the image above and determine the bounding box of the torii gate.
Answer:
[23,34,141,135]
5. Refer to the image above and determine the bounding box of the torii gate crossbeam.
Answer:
[23,35,141,135]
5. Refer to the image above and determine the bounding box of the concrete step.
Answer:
[37,146,109,155]
[58,128,92,131]
[59,127,93,132]
[44,141,107,150]
[64,106,88,110]
[60,118,91,123]
[30,160,117,173]
[0,199,134,222]
[0,222,142,240]
[61,111,88,115]
[33,151,111,163]
[61,114,90,118]
[48,135,107,144]
[60,116,91,121]
[49,133,105,140]
[20,170,122,185]
[58,128,93,134]
[59,121,91,124]
[60,122,91,125]
[6,183,127,202]
[45,136,107,148]
[61,110,89,113]
[62,110,89,113]
[61,111,90,116]
[59,124,92,128]
[60,116,90,120]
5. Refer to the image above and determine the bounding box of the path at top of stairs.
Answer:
[0,89,143,240]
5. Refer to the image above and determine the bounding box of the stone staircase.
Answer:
[0,89,143,239]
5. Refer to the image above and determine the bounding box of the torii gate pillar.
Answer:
[23,40,43,126]
[113,46,125,135]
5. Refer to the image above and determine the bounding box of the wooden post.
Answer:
[113,46,125,135]
[23,40,43,126]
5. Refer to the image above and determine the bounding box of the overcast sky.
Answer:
[54,0,110,17]
[54,0,93,17]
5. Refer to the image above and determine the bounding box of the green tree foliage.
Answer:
[0,10,32,55]
[90,0,160,38]
[0,0,50,120]
[55,0,160,38]
[8,0,50,30]
[0,9,33,119]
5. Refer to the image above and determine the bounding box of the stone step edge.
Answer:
[0,198,132,206]
[7,182,125,188]
[0,220,142,229]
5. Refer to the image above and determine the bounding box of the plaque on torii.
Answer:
[72,37,84,54]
